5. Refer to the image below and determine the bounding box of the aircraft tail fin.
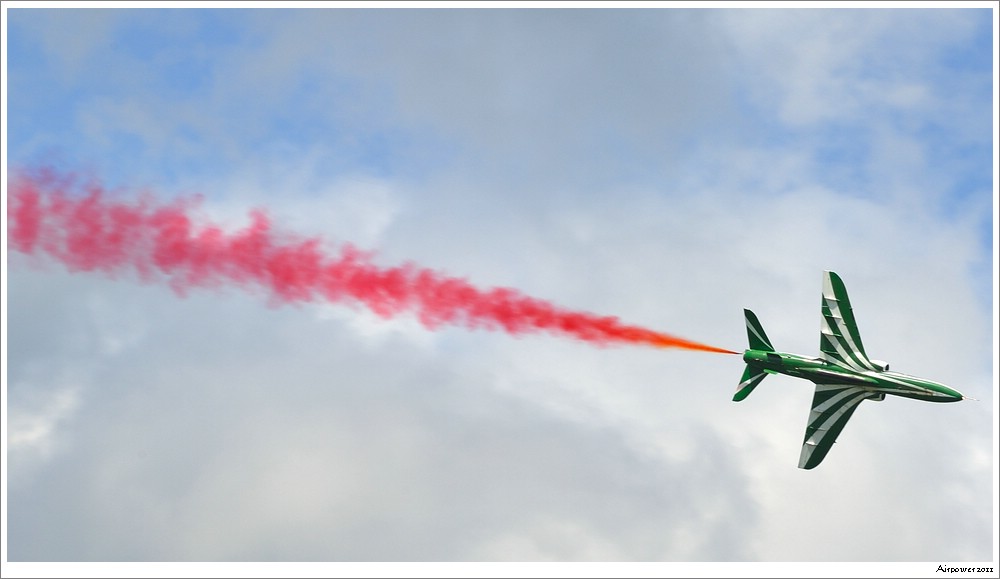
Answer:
[734,309,774,402]
[744,309,774,352]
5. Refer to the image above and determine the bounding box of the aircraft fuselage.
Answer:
[742,349,963,403]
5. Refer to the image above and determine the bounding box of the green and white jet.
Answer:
[735,271,967,469]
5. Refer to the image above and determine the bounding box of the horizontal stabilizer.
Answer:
[734,364,768,402]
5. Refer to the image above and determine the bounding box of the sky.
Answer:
[3,3,997,575]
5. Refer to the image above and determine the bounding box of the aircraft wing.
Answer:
[799,383,877,469]
[820,271,878,372]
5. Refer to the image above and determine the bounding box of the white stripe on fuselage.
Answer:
[813,368,953,399]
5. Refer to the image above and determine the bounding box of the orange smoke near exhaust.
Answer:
[647,334,739,354]
[8,168,737,354]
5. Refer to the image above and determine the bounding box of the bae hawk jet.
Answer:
[735,271,967,469]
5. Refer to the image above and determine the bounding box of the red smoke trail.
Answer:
[8,169,737,354]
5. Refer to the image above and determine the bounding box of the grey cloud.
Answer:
[254,10,735,189]
[7,271,760,561]
[8,166,991,561]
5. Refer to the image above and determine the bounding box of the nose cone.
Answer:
[931,382,965,402]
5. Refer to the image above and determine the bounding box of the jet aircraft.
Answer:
[735,271,966,469]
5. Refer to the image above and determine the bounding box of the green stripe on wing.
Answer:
[798,383,878,469]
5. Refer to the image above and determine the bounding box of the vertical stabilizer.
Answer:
[744,309,774,352]
[734,309,774,402]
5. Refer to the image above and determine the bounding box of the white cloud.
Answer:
[8,386,81,469]
[718,10,981,126]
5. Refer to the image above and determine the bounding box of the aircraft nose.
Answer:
[937,384,965,401]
